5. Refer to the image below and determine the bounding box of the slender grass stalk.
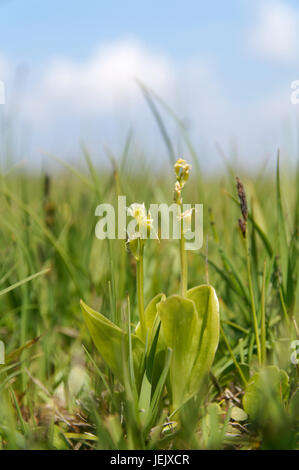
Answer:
[137,240,146,338]
[279,285,290,326]
[126,294,136,389]
[220,324,247,386]
[245,236,262,366]
[9,386,27,436]
[0,268,50,297]
[239,338,245,363]
[20,279,29,393]
[261,259,267,365]
[292,316,299,339]
[222,320,249,335]
[82,345,114,403]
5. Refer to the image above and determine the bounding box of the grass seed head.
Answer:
[238,218,247,238]
[236,176,248,222]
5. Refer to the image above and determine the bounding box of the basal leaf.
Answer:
[157,295,200,410]
[186,285,220,395]
[80,300,144,383]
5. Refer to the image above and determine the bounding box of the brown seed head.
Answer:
[236,176,248,221]
[238,218,247,238]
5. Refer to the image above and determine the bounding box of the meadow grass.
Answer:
[0,86,298,449]
[0,151,298,450]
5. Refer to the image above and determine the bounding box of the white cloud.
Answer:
[18,39,236,169]
[249,1,299,63]
[1,37,298,170]
[0,55,10,81]
[0,56,11,106]
[25,39,176,121]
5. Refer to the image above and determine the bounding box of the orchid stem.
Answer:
[245,235,262,366]
[180,208,188,296]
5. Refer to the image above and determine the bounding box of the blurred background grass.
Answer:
[0,136,298,448]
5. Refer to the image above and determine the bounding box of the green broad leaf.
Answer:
[80,300,144,383]
[157,295,200,410]
[135,293,166,342]
[243,365,289,422]
[186,285,220,395]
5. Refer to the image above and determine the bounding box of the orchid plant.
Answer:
[81,158,220,426]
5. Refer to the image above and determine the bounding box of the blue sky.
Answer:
[0,0,299,169]
[0,1,247,60]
